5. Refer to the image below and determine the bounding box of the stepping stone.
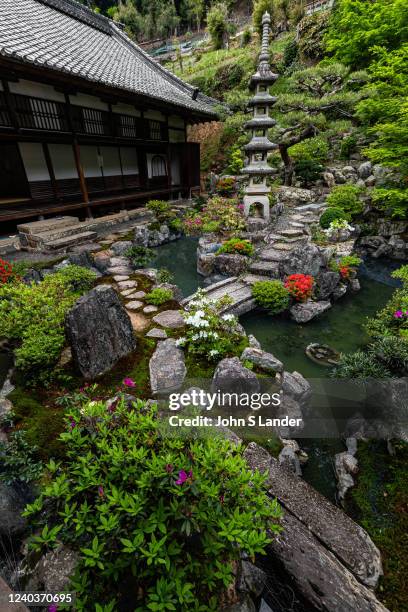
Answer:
[259,248,288,262]
[149,338,186,394]
[127,290,146,299]
[110,256,130,266]
[121,287,137,297]
[126,300,143,310]
[273,242,294,251]
[242,274,269,285]
[113,275,129,282]
[281,228,305,237]
[146,327,168,339]
[107,267,133,275]
[289,222,305,229]
[118,280,138,290]
[152,310,185,329]
[127,311,150,332]
[143,305,158,314]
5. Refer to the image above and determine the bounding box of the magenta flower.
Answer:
[48,606,58,612]
[123,377,136,388]
[69,418,76,430]
[175,469,192,485]
[165,464,174,473]
[394,310,404,318]
[98,485,105,498]
[219,494,225,504]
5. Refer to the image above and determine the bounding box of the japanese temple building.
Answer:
[0,0,218,228]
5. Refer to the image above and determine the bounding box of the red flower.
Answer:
[0,258,13,284]
[285,274,314,302]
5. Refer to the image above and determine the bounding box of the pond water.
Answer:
[150,237,400,503]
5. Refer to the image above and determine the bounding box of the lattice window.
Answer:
[81,107,108,135]
[149,120,162,140]
[151,155,167,177]
[0,92,11,127]
[11,94,67,131]
[118,114,138,138]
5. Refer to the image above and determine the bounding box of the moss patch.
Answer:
[347,441,408,611]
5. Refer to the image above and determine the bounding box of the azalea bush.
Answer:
[285,274,314,302]
[217,238,254,257]
[24,397,281,611]
[365,265,408,340]
[145,287,174,306]
[0,265,96,379]
[177,289,244,361]
[252,280,290,315]
[183,197,246,236]
[0,258,13,284]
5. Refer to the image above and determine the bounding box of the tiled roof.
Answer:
[0,0,218,118]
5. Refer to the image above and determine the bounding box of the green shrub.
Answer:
[340,134,358,160]
[147,200,177,226]
[24,398,281,611]
[207,2,228,50]
[252,280,290,315]
[319,207,349,229]
[297,10,330,61]
[289,137,329,163]
[332,350,392,378]
[0,430,43,485]
[168,217,183,233]
[157,268,174,284]
[145,287,173,306]
[294,159,323,187]
[0,266,96,378]
[217,238,254,257]
[282,37,299,70]
[125,246,154,268]
[327,185,364,216]
[242,27,252,46]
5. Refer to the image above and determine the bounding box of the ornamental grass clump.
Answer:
[285,274,314,302]
[177,289,243,361]
[217,238,254,257]
[24,397,281,611]
[252,280,290,315]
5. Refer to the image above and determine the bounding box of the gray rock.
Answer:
[342,165,357,175]
[66,285,136,379]
[332,284,347,300]
[277,186,313,205]
[315,271,340,300]
[281,244,323,277]
[0,483,28,538]
[127,291,146,299]
[349,278,361,292]
[373,244,393,259]
[237,561,266,597]
[22,268,43,284]
[276,395,304,438]
[357,161,372,179]
[0,378,14,399]
[290,300,331,323]
[248,334,261,349]
[126,300,143,311]
[335,451,359,502]
[110,240,132,256]
[149,339,186,394]
[152,310,185,329]
[278,445,302,476]
[113,275,130,282]
[143,305,158,314]
[133,226,150,247]
[25,544,79,593]
[323,171,335,188]
[0,397,13,418]
[243,443,384,592]
[259,600,274,612]
[223,595,256,612]
[365,175,376,187]
[356,179,366,189]
[118,280,138,290]
[146,328,167,339]
[240,347,283,373]
[215,254,249,276]
[212,357,260,397]
[197,253,216,277]
[281,371,311,404]
[92,251,112,273]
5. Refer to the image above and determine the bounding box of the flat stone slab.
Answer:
[249,261,280,278]
[126,300,143,311]
[113,275,129,282]
[280,228,305,237]
[152,310,185,329]
[127,291,146,299]
[107,267,133,276]
[127,311,150,332]
[143,305,158,314]
[290,300,331,323]
[121,288,138,297]
[259,248,288,262]
[118,280,138,290]
[149,338,186,394]
[146,327,168,339]
[272,243,293,251]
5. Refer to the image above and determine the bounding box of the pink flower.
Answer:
[48,606,58,612]
[175,469,193,485]
[98,485,105,498]
[69,418,76,430]
[123,377,136,388]
[394,310,404,319]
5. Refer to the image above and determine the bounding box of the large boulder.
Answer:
[243,443,384,593]
[0,483,29,538]
[152,310,185,329]
[212,357,260,397]
[290,300,331,323]
[281,244,323,277]
[24,544,79,593]
[357,161,372,180]
[66,285,136,379]
[214,254,248,276]
[240,347,283,373]
[197,253,216,277]
[149,338,186,394]
[110,240,132,256]
[281,371,311,404]
[315,271,341,300]
[277,186,313,206]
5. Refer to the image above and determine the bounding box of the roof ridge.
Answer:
[36,0,112,35]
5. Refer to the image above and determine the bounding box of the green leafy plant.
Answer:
[0,431,43,485]
[24,397,281,611]
[216,177,236,196]
[327,184,364,216]
[340,134,358,160]
[147,200,177,226]
[217,238,254,257]
[293,159,323,187]
[145,287,174,306]
[183,197,246,236]
[125,246,154,269]
[252,280,290,315]
[319,207,349,229]
[289,136,329,163]
[157,268,175,284]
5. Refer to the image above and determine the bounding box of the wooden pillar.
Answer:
[1,79,19,130]
[72,139,92,218]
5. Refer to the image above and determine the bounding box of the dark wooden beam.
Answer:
[72,139,91,218]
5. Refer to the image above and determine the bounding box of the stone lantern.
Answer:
[242,11,278,221]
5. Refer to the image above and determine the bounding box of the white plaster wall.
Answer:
[18,143,50,182]
[69,93,108,111]
[112,103,141,117]
[9,80,65,102]
[101,147,121,176]
[120,147,139,175]
[48,144,78,180]
[81,146,102,178]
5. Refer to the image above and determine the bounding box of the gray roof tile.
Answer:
[0,0,218,118]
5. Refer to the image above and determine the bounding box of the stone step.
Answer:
[249,261,280,278]
[280,228,305,237]
[272,242,295,251]
[295,202,326,213]
[18,216,79,235]
[280,235,307,244]
[33,223,97,246]
[242,274,268,285]
[43,231,98,251]
[259,248,288,262]
[288,221,306,229]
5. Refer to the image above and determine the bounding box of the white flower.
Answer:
[175,337,186,347]
[222,314,235,322]
[209,349,219,357]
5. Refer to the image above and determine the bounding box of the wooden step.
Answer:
[44,231,98,251]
